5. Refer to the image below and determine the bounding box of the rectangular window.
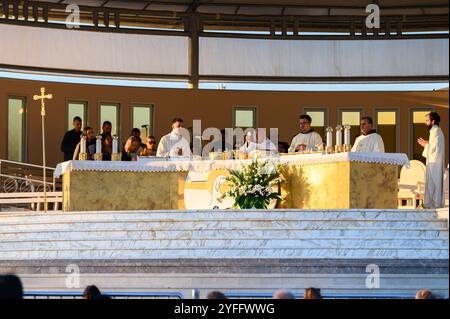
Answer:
[67,101,87,130]
[132,105,153,138]
[7,97,27,162]
[305,109,327,140]
[100,103,120,136]
[411,109,432,163]
[233,107,256,128]
[339,109,362,145]
[376,110,398,153]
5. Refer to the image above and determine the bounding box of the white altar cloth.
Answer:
[55,152,410,178]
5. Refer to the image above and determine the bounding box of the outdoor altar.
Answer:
[55,152,409,212]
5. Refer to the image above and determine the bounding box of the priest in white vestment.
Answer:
[351,117,385,153]
[243,129,277,155]
[418,112,446,209]
[289,115,323,152]
[156,118,191,158]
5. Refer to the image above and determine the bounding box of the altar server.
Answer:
[351,117,385,153]
[289,115,323,152]
[61,116,83,161]
[157,118,191,157]
[418,112,446,209]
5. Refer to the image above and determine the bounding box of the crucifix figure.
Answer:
[33,87,53,213]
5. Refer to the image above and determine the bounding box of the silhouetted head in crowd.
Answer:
[273,290,295,299]
[206,291,227,299]
[304,287,322,299]
[0,275,23,299]
[83,285,103,300]
[416,289,437,299]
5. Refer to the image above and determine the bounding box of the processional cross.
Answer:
[33,87,53,213]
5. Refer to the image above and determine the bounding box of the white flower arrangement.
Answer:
[223,160,283,209]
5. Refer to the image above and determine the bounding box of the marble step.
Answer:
[0,210,441,222]
[0,247,447,260]
[0,238,448,251]
[0,223,448,237]
[0,220,447,232]
[0,228,448,240]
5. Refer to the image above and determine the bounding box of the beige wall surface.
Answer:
[200,38,450,77]
[0,77,448,167]
[0,24,189,75]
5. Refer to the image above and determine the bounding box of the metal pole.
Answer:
[42,112,47,213]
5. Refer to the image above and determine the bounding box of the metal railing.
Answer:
[0,159,59,194]
[24,291,184,300]
[0,159,62,211]
[223,292,416,299]
[24,290,419,300]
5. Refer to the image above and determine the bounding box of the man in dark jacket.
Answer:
[61,116,83,161]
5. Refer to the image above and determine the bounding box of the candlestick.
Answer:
[336,125,343,146]
[326,127,333,148]
[326,127,334,154]
[112,135,118,154]
[344,125,352,152]
[344,125,351,145]
[335,125,343,153]
[80,135,86,154]
[96,135,102,154]
[94,135,103,161]
[111,135,121,161]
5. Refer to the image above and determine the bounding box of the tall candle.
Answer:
[112,136,118,153]
[96,136,102,154]
[326,127,333,148]
[336,126,343,146]
[344,125,351,145]
[80,135,86,154]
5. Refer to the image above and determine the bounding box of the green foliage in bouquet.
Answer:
[223,160,283,209]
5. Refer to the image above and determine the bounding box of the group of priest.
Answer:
[60,112,445,209]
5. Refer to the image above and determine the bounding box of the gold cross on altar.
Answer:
[33,87,53,116]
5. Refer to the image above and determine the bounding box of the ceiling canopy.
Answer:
[1,0,448,35]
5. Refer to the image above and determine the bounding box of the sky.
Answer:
[0,71,448,92]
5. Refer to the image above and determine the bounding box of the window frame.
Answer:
[337,108,365,126]
[303,107,329,128]
[99,102,121,137]
[6,95,28,163]
[66,99,88,131]
[232,106,257,129]
[374,108,400,153]
[130,103,155,138]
